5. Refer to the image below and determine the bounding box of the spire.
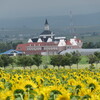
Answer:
[45,19,48,25]
[44,19,49,30]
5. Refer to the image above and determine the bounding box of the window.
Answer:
[42,47,44,50]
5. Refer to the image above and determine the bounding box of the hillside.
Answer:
[0,12,100,42]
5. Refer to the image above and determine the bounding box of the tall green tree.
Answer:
[71,51,81,69]
[50,55,57,68]
[0,56,4,67]
[17,56,34,69]
[87,54,97,69]
[94,52,100,60]
[65,53,72,69]
[60,53,72,69]
[50,55,63,68]
[32,54,42,69]
[9,56,16,69]
[0,55,12,68]
[94,52,100,66]
[87,54,97,65]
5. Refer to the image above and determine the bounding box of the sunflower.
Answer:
[90,94,100,100]
[78,88,92,96]
[35,86,51,100]
[0,82,4,90]
[12,83,26,96]
[0,90,14,100]
[67,79,77,86]
[56,94,70,100]
[87,78,99,92]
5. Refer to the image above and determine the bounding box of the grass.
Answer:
[42,55,51,65]
[79,56,88,64]
[1,63,100,70]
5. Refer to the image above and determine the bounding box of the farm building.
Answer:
[16,19,83,55]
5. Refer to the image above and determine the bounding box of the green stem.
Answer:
[28,88,30,100]
[19,93,24,100]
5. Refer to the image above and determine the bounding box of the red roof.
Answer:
[75,39,82,43]
[65,38,82,45]
[27,42,57,46]
[66,40,72,45]
[16,44,27,51]
[16,42,58,52]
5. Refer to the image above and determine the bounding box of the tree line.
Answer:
[82,42,100,48]
[0,54,42,69]
[0,41,23,53]
[50,51,100,69]
[0,51,100,69]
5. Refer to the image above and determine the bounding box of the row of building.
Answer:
[16,19,83,55]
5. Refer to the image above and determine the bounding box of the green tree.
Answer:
[0,55,12,68]
[50,55,63,69]
[71,51,81,69]
[94,52,100,66]
[9,56,16,69]
[17,56,34,69]
[32,54,42,69]
[60,55,66,68]
[94,52,100,60]
[0,41,23,53]
[0,56,4,67]
[50,55,57,68]
[87,54,97,65]
[60,53,72,69]
[87,54,97,69]
[95,42,100,48]
[65,53,72,69]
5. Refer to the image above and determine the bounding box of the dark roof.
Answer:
[41,38,48,42]
[45,19,48,25]
[40,30,52,35]
[31,38,38,42]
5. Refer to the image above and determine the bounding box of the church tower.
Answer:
[44,19,49,30]
[38,19,55,42]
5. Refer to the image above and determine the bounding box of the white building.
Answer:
[17,19,83,55]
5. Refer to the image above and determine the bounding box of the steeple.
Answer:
[45,19,48,25]
[44,19,49,30]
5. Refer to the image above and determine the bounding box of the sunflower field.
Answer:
[0,69,100,100]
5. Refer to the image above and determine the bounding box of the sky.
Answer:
[0,0,100,18]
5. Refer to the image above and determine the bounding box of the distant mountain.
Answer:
[0,12,100,29]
